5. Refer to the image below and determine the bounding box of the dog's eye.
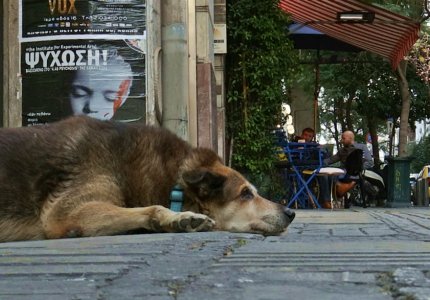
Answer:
[240,187,254,200]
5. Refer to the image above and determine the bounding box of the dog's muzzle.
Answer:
[283,207,296,222]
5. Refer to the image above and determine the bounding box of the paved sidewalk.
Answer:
[1,208,430,299]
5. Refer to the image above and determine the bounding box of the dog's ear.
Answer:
[182,169,226,199]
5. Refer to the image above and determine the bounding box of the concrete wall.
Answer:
[290,86,315,137]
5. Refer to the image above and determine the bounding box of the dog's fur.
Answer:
[0,116,294,242]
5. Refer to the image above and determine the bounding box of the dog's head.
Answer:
[179,149,295,235]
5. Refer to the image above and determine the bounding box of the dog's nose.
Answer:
[283,207,295,222]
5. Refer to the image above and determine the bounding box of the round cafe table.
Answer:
[316,167,346,209]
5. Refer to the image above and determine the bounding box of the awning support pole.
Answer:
[313,50,321,135]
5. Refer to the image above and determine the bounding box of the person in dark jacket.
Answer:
[324,130,374,208]
[324,131,374,169]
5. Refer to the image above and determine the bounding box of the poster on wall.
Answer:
[19,0,146,41]
[19,0,146,126]
[21,39,145,126]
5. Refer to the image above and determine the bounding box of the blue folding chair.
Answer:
[278,142,324,208]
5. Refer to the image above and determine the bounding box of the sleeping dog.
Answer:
[0,116,294,242]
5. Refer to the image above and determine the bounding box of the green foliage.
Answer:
[321,53,397,120]
[316,0,429,159]
[226,0,297,175]
[245,169,288,202]
[316,50,429,158]
[365,0,425,21]
[317,52,399,145]
[408,32,430,85]
[407,63,430,124]
[410,135,430,172]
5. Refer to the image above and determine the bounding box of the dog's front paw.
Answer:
[172,212,215,232]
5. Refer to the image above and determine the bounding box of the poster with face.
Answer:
[21,39,146,126]
[19,0,146,126]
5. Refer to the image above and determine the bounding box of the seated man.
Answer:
[295,128,333,208]
[324,130,374,208]
[293,127,316,143]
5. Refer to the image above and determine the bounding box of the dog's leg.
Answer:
[43,202,215,239]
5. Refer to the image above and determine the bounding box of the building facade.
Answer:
[2,0,227,160]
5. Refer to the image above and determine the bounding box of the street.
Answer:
[1,207,430,299]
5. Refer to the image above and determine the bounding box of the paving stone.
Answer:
[393,267,430,286]
[0,209,429,299]
[397,287,430,300]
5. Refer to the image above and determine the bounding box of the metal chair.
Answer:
[280,142,324,208]
[339,148,367,208]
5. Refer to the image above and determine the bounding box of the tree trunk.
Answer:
[334,97,344,149]
[396,60,411,157]
[345,92,354,130]
[332,101,341,150]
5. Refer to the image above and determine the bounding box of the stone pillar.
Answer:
[146,0,162,127]
[2,0,21,127]
[161,0,189,141]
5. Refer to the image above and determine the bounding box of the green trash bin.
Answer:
[386,157,412,208]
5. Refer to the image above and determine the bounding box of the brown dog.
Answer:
[0,116,294,242]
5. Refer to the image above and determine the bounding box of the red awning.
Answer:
[279,0,421,69]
